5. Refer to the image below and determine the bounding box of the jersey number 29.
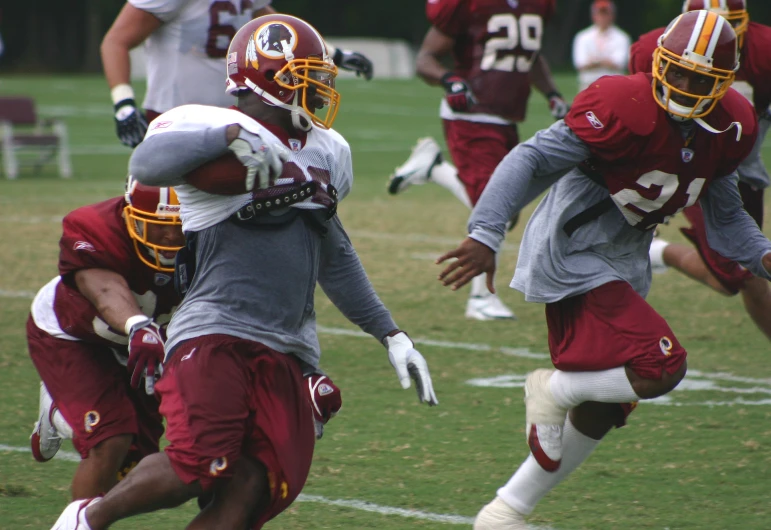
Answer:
[481,13,543,73]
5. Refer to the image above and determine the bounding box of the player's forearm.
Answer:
[416,52,449,86]
[101,4,161,90]
[318,217,398,340]
[530,55,559,97]
[130,125,231,186]
[74,269,145,334]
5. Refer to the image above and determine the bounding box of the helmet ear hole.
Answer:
[265,70,276,82]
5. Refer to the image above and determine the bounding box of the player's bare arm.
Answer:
[101,3,161,146]
[100,4,162,89]
[530,55,570,119]
[415,26,455,85]
[74,268,146,335]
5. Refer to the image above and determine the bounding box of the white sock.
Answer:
[53,410,74,439]
[430,160,473,209]
[649,238,670,269]
[497,416,600,515]
[470,273,492,298]
[550,368,640,408]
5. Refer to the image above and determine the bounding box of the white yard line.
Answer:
[0,444,557,528]
[0,289,544,359]
[316,325,547,359]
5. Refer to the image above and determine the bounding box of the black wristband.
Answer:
[114,97,136,111]
[545,91,563,100]
[440,72,458,88]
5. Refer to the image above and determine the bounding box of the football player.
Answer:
[437,11,771,528]
[629,0,771,341]
[101,0,374,148]
[28,179,184,500]
[52,14,437,530]
[386,0,570,321]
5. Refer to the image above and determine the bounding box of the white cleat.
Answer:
[525,369,567,472]
[649,237,670,274]
[387,137,442,195]
[31,382,62,462]
[465,294,517,321]
[474,497,527,529]
[51,498,100,530]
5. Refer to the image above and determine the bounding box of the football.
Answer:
[182,152,248,195]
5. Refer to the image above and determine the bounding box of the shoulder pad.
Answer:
[570,73,659,137]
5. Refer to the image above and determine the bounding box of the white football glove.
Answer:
[228,129,290,191]
[384,332,438,406]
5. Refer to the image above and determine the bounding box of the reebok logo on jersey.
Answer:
[152,121,172,130]
[73,241,96,252]
[585,111,604,129]
[181,348,197,362]
[681,148,695,163]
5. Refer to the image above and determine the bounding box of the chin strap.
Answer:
[694,118,743,141]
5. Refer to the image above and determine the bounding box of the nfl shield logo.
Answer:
[289,139,302,153]
[681,148,694,163]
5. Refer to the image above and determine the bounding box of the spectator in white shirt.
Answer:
[572,0,631,91]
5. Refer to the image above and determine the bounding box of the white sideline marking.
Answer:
[0,444,557,528]
[296,494,476,525]
[0,443,80,462]
[316,325,548,359]
[0,289,36,299]
[0,288,543,359]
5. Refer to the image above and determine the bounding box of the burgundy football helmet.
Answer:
[124,175,183,272]
[225,14,340,131]
[653,10,739,120]
[683,0,749,47]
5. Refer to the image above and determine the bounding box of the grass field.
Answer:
[1,73,771,530]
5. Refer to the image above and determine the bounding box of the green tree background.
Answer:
[1,0,769,72]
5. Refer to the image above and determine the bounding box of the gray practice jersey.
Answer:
[468,121,771,304]
[131,105,397,367]
[737,115,771,189]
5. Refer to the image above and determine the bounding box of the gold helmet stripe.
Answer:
[693,11,719,56]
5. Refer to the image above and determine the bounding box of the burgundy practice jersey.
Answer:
[44,198,179,350]
[428,0,555,122]
[565,73,757,229]
[629,22,771,113]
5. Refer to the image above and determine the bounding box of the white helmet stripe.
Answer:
[705,15,726,58]
[159,187,169,207]
[685,10,709,53]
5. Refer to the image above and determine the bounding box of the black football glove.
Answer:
[441,73,476,112]
[332,48,373,81]
[114,98,148,148]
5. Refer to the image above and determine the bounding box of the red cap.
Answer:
[592,0,615,12]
